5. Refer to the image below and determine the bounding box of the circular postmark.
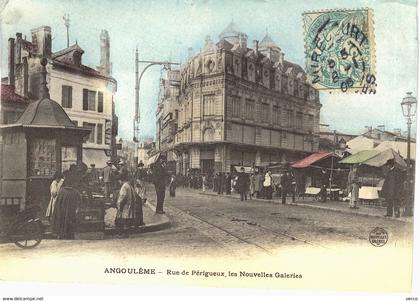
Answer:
[304,9,376,93]
[369,227,388,247]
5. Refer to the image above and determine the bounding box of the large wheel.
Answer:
[13,221,43,249]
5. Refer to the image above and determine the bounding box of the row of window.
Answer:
[62,85,104,113]
[231,97,312,129]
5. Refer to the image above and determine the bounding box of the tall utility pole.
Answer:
[63,14,70,48]
[133,49,179,143]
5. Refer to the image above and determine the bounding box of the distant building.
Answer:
[5,26,118,168]
[156,22,321,175]
[137,141,154,166]
[362,127,415,143]
[318,124,357,151]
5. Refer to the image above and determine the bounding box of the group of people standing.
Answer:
[199,167,297,203]
[45,154,173,239]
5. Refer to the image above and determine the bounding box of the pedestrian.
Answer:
[217,172,224,195]
[236,167,249,201]
[45,171,64,221]
[288,172,297,203]
[103,160,113,200]
[151,154,168,214]
[254,170,263,198]
[225,172,232,195]
[134,161,148,203]
[280,172,288,204]
[115,169,143,234]
[51,168,81,239]
[87,164,99,187]
[202,174,206,192]
[263,170,273,200]
[214,172,219,193]
[347,165,360,209]
[169,174,177,197]
[382,159,403,218]
[249,171,256,199]
[319,169,328,203]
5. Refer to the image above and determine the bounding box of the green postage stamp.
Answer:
[303,8,376,94]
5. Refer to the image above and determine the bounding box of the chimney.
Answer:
[23,57,28,97]
[98,29,111,75]
[15,33,22,64]
[8,38,15,86]
[239,33,247,49]
[31,26,52,57]
[253,40,259,55]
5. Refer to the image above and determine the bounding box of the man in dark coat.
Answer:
[151,155,168,214]
[225,172,232,195]
[280,172,288,204]
[217,172,225,195]
[382,159,404,218]
[236,167,249,201]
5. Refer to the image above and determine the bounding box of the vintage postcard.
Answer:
[0,0,418,298]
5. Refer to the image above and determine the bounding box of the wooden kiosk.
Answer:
[0,58,90,215]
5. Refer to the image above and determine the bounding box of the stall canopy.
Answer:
[339,148,407,169]
[339,150,380,165]
[375,141,416,160]
[290,152,331,168]
[364,148,407,169]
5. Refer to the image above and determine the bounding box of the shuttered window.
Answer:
[62,85,72,108]
[98,92,104,113]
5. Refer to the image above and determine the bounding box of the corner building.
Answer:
[157,22,321,175]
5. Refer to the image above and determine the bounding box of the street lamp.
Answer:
[133,47,179,143]
[401,91,417,216]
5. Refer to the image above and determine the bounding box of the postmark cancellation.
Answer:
[303,8,376,94]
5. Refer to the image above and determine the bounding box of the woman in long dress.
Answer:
[115,170,143,232]
[45,172,64,220]
[52,168,81,239]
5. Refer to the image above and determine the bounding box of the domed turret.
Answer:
[218,21,247,45]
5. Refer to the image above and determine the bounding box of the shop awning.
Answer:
[339,150,380,165]
[290,152,331,168]
[364,148,407,169]
[83,149,110,169]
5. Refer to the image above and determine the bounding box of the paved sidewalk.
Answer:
[104,201,171,236]
[196,188,413,223]
[42,201,171,240]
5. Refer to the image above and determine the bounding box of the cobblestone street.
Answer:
[0,187,414,290]
[0,187,412,257]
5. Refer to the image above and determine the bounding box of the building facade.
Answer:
[156,22,321,175]
[6,26,118,168]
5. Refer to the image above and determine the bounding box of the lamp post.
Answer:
[132,48,179,167]
[401,92,417,216]
[133,48,179,143]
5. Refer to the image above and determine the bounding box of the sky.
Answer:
[0,0,418,141]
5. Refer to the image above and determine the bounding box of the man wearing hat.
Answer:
[236,167,249,202]
[382,159,404,218]
[151,154,168,214]
[103,160,113,200]
[135,161,148,203]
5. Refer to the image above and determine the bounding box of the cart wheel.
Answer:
[14,222,43,249]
